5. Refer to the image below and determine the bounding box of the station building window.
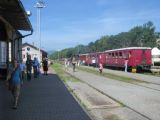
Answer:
[9,42,11,62]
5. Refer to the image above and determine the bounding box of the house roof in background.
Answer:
[22,43,47,54]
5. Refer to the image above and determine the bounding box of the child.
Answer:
[99,63,103,74]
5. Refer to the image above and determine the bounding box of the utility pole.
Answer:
[77,42,80,55]
[34,0,45,62]
[57,49,60,61]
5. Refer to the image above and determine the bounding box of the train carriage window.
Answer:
[123,51,127,58]
[106,53,108,58]
[108,53,111,58]
[112,53,114,58]
[129,51,132,58]
[119,52,122,58]
[116,52,118,58]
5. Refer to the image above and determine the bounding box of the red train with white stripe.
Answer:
[79,47,152,71]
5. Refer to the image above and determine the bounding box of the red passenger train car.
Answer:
[79,53,89,65]
[79,53,97,66]
[79,47,152,71]
[105,47,152,70]
[79,52,106,66]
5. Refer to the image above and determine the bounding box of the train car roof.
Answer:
[79,51,105,56]
[79,53,89,56]
[105,47,151,52]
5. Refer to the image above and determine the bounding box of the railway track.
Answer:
[66,66,160,120]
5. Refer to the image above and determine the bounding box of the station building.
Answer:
[22,42,48,62]
[0,0,33,79]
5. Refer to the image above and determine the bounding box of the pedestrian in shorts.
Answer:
[6,59,22,109]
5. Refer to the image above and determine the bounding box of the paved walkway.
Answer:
[0,70,91,120]
[67,67,160,120]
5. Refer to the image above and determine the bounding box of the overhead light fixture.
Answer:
[26,11,32,16]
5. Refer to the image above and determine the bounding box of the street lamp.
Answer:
[77,42,79,55]
[34,0,46,62]
[57,49,60,61]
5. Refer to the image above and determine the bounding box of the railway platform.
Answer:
[0,70,91,120]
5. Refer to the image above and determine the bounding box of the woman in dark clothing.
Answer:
[42,57,48,75]
[26,55,32,80]
[71,55,76,72]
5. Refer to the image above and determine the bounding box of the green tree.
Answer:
[49,21,159,60]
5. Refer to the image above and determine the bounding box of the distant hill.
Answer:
[47,50,56,55]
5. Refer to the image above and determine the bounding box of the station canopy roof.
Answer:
[0,0,32,31]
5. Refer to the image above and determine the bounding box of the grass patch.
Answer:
[51,63,78,83]
[78,66,149,84]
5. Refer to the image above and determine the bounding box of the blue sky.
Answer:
[22,0,160,51]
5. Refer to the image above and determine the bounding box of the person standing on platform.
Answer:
[26,55,32,80]
[64,58,69,71]
[42,57,48,75]
[92,57,96,68]
[33,57,39,78]
[71,55,76,72]
[124,58,128,72]
[20,60,26,83]
[6,59,22,109]
[99,63,103,74]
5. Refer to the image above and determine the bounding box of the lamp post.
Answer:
[34,0,45,62]
[57,49,60,61]
[77,42,79,55]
